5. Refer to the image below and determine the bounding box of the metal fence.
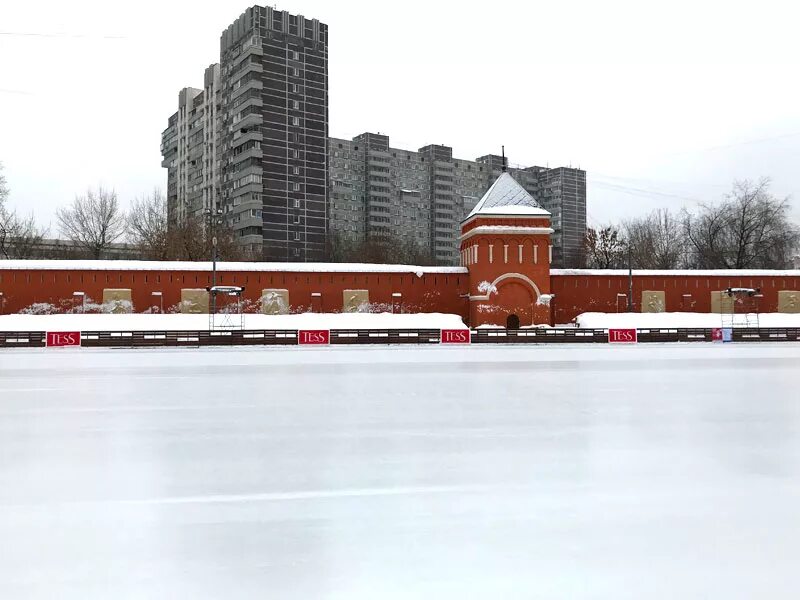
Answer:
[330,329,441,345]
[1,327,799,349]
[79,330,298,348]
[0,331,47,348]
[471,328,609,343]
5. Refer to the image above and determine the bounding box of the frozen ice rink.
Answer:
[2,343,800,599]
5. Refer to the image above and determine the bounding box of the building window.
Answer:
[293,166,300,175]
[292,116,300,126]
[292,100,300,109]
[293,182,300,191]
[294,199,301,208]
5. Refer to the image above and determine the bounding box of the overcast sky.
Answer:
[1,0,799,231]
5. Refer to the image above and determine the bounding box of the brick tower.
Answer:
[460,171,553,327]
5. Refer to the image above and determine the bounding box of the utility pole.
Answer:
[205,207,224,317]
[627,245,633,312]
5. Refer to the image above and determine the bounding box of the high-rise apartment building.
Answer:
[535,167,587,266]
[328,135,485,264]
[161,8,585,265]
[328,133,586,266]
[161,6,328,261]
[160,65,221,225]
[218,6,328,261]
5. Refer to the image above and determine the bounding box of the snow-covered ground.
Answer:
[0,312,467,332]
[577,311,800,329]
[2,343,800,599]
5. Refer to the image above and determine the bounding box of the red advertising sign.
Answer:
[46,331,81,347]
[298,330,330,345]
[608,328,637,344]
[711,328,723,342]
[441,329,471,344]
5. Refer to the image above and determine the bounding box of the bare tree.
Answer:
[0,163,48,259]
[684,178,800,268]
[327,231,435,265]
[624,208,686,269]
[128,189,169,260]
[583,226,626,268]
[57,186,126,259]
[165,213,243,262]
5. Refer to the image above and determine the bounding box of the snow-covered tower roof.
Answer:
[466,172,550,219]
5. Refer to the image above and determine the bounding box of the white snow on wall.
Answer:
[0,312,469,332]
[553,268,800,277]
[0,259,468,275]
[575,312,800,329]
[477,281,498,295]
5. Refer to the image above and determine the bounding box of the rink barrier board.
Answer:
[1,328,800,348]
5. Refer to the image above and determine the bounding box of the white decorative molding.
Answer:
[470,272,542,301]
[459,225,555,242]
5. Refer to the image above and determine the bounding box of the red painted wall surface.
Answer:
[0,267,470,320]
[551,274,800,324]
[2,265,799,326]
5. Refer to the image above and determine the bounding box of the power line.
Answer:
[0,31,125,39]
[591,180,705,204]
[0,88,34,96]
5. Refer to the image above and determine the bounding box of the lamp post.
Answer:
[204,207,224,316]
[627,245,633,313]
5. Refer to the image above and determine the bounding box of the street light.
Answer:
[627,245,633,313]
[203,207,225,316]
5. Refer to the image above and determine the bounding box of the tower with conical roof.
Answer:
[460,171,554,327]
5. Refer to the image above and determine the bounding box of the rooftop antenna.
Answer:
[501,146,507,172]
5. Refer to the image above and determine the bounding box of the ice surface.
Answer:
[577,311,800,328]
[2,343,800,599]
[0,312,468,332]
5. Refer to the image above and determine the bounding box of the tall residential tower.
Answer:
[219,6,328,261]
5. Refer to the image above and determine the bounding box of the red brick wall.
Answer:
[551,273,800,324]
[0,268,470,319]
[2,265,799,326]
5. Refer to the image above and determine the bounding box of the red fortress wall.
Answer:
[0,263,470,319]
[1,261,798,325]
[551,270,800,324]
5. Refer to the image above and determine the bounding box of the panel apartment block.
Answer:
[219,6,328,261]
[328,134,585,266]
[329,134,485,264]
[160,64,221,225]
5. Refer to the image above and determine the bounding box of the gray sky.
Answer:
[1,0,799,231]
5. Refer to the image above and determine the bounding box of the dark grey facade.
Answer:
[161,7,585,266]
[219,6,328,261]
[329,134,586,266]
